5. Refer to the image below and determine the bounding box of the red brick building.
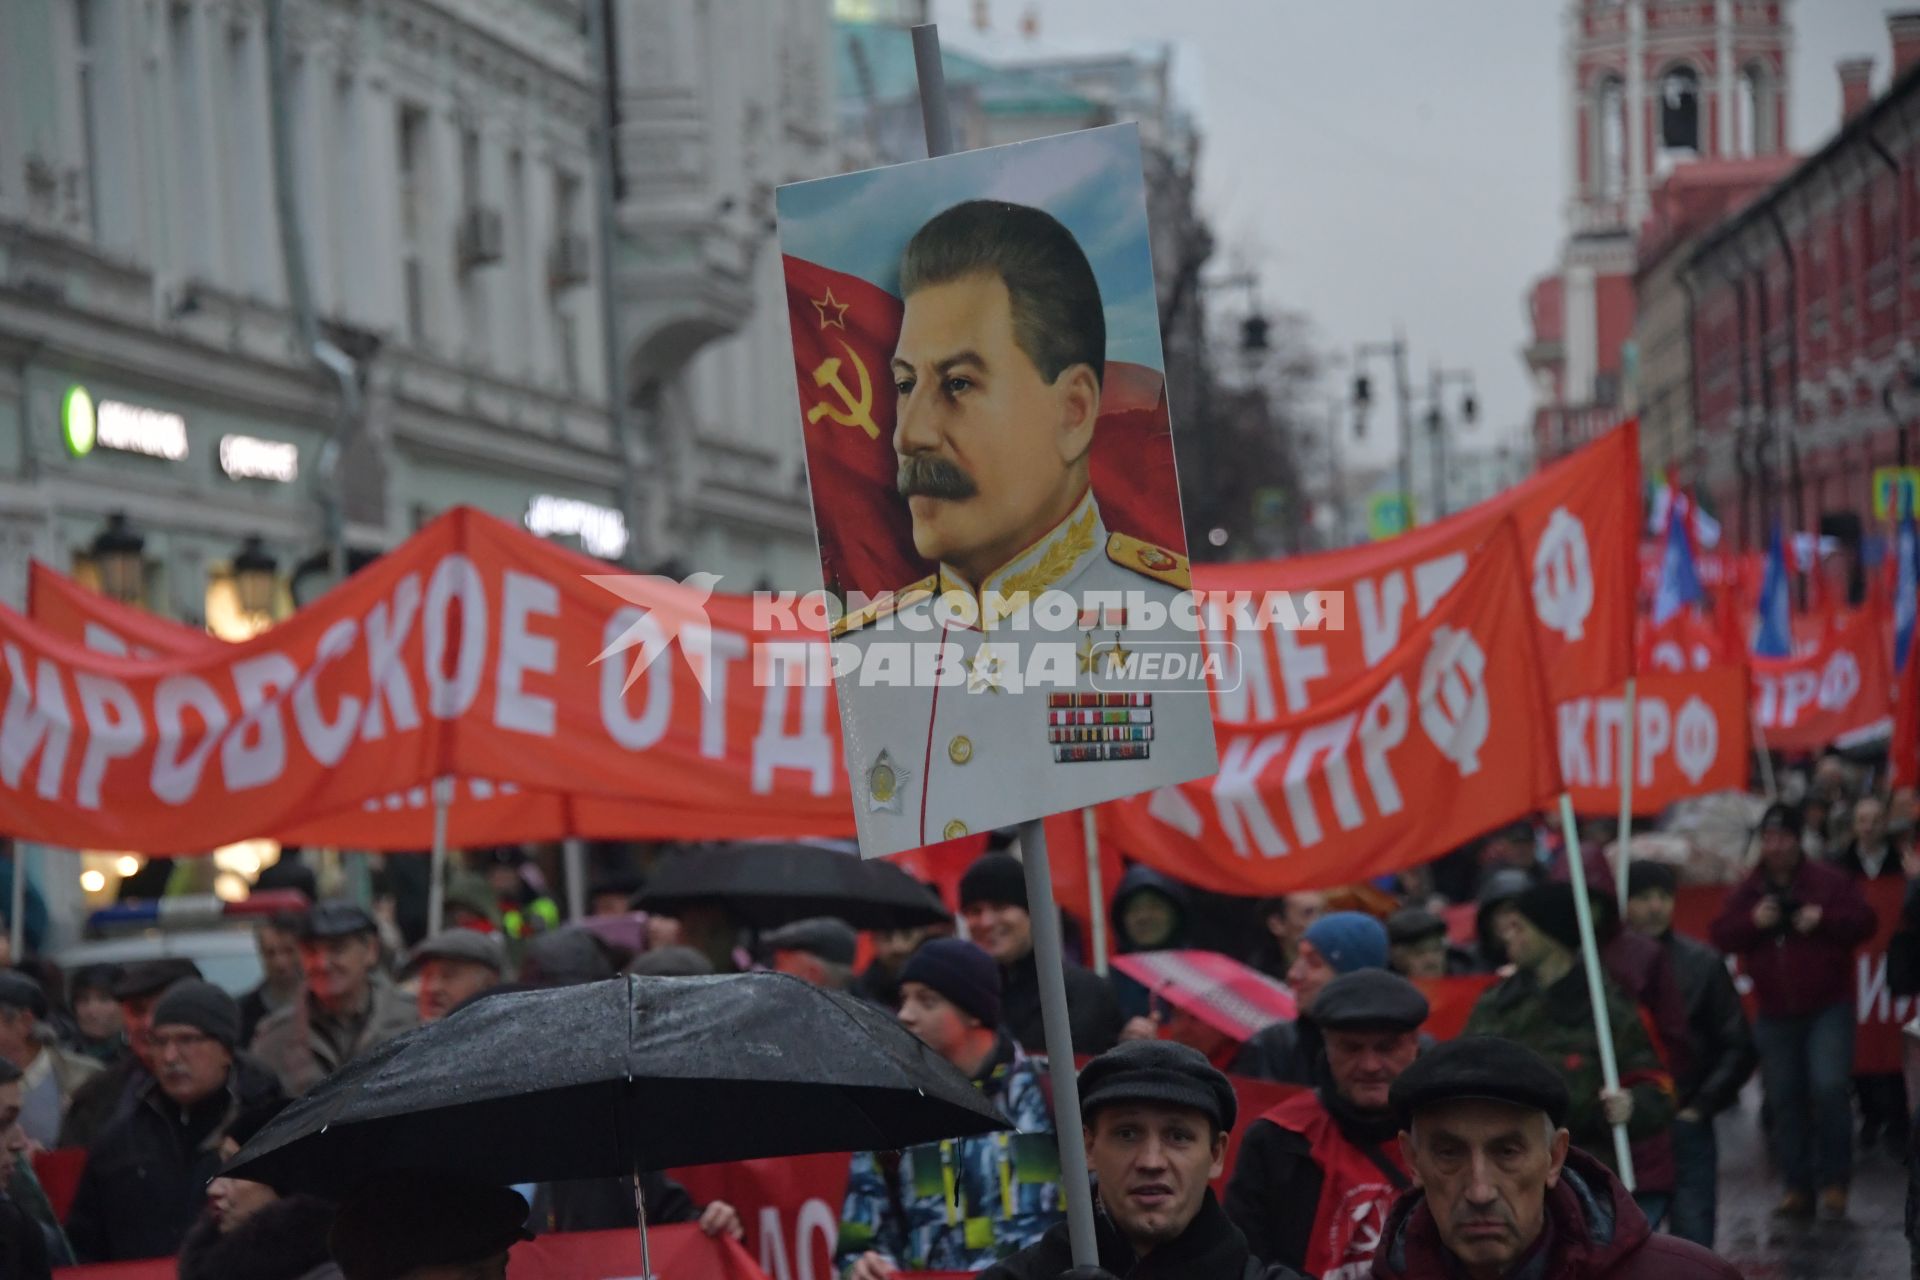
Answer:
[1681,15,1920,552]
[1528,0,1793,462]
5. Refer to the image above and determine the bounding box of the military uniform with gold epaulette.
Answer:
[831,488,1218,858]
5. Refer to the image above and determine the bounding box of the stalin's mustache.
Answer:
[897,454,979,501]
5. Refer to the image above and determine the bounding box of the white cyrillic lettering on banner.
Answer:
[151,674,230,804]
[683,624,749,759]
[222,653,300,792]
[600,609,671,750]
[424,555,487,720]
[1283,714,1359,847]
[1211,734,1292,858]
[292,619,363,766]
[1358,677,1409,816]
[1355,571,1406,667]
[1,644,72,800]
[73,673,144,811]
[1274,623,1328,712]
[495,572,560,737]
[1636,697,1672,787]
[362,575,423,740]
[752,655,836,795]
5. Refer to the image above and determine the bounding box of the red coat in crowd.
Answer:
[1708,857,1877,1019]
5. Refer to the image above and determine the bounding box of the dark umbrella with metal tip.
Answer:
[226,973,1008,1276]
[637,842,951,930]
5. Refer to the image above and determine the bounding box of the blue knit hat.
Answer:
[1303,911,1389,974]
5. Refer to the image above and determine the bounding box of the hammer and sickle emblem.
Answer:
[806,339,880,441]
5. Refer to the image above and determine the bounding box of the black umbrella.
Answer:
[637,842,951,930]
[224,973,1007,1198]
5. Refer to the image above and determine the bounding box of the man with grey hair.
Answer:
[1375,1036,1738,1280]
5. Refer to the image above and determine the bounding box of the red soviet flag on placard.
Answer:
[1560,666,1751,816]
[1104,523,1564,897]
[783,254,1187,603]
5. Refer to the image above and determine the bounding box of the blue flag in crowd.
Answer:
[1897,493,1918,673]
[1754,523,1793,658]
[1651,495,1704,625]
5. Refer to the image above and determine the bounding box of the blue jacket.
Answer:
[835,1036,1061,1274]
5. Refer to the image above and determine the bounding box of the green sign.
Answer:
[61,384,95,458]
[1873,466,1920,520]
[1367,492,1411,540]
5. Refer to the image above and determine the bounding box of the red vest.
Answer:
[1262,1092,1409,1280]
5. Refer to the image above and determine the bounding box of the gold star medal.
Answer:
[865,749,909,815]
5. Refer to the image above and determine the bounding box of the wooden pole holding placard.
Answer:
[1615,676,1636,908]
[908,22,1098,1267]
[1556,793,1637,1190]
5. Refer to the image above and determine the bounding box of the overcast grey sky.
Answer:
[935,0,1897,471]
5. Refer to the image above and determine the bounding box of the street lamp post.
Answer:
[1426,366,1478,519]
[1353,329,1415,529]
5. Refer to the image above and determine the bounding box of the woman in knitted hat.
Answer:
[179,1097,341,1280]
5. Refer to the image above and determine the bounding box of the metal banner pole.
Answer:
[1017,818,1101,1266]
[563,837,589,922]
[1615,676,1636,907]
[8,845,25,961]
[911,26,1096,1264]
[1083,807,1109,977]
[427,777,452,936]
[1556,794,1637,1189]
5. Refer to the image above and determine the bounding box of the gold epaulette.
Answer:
[1106,532,1190,590]
[831,575,938,637]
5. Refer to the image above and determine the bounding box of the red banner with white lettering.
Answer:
[1105,524,1565,896]
[1560,667,1750,816]
[1750,608,1895,753]
[0,507,857,852]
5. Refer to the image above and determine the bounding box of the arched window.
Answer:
[1659,65,1701,158]
[1738,63,1776,155]
[1595,75,1626,199]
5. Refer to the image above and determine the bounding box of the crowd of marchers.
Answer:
[0,761,1910,1280]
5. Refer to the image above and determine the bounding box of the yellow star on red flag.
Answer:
[812,288,849,331]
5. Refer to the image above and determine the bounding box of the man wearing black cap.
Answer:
[1623,859,1754,1247]
[57,958,202,1150]
[1710,800,1875,1220]
[764,916,859,991]
[1386,909,1471,980]
[252,901,419,1095]
[1226,970,1427,1278]
[836,938,1062,1278]
[1464,883,1674,1200]
[981,1041,1307,1280]
[330,1171,531,1279]
[403,929,507,1023]
[1373,1036,1739,1279]
[0,972,99,1148]
[66,980,283,1262]
[959,851,1121,1056]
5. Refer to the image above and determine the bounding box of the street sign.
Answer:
[1873,466,1920,520]
[1368,491,1412,540]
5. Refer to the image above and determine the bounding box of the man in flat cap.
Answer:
[764,917,859,991]
[981,1040,1306,1280]
[1385,909,1471,981]
[1710,800,1875,1220]
[1226,969,1428,1278]
[1464,884,1673,1204]
[66,981,283,1262]
[1374,1036,1739,1279]
[1234,911,1390,1086]
[58,958,203,1150]
[0,971,98,1148]
[403,930,508,1024]
[330,1171,531,1280]
[252,902,418,1096]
